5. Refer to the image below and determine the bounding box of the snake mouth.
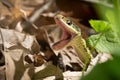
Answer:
[52,16,75,50]
[52,29,73,50]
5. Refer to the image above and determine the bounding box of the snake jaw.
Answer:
[52,16,76,50]
[52,28,73,50]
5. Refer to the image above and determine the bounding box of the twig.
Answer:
[0,0,14,8]
[29,0,54,23]
[0,25,5,51]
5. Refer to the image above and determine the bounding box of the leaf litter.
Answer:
[0,0,112,80]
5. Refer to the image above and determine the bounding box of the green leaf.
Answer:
[89,20,110,32]
[88,19,120,55]
[87,29,120,55]
[81,56,120,80]
[106,10,115,24]
[85,2,120,80]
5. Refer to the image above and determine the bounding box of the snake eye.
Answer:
[66,20,72,25]
[61,16,64,19]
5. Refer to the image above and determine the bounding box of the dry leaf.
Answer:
[3,46,34,80]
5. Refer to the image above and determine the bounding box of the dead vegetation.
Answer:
[0,0,111,80]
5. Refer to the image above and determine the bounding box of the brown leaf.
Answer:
[3,45,34,80]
